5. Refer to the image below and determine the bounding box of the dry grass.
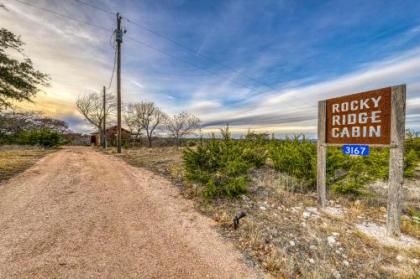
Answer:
[0,145,54,183]
[108,146,420,279]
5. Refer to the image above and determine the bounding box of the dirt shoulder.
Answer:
[0,146,262,278]
[0,145,54,183]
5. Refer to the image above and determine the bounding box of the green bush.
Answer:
[184,129,419,198]
[17,129,62,147]
[183,130,267,198]
[269,138,418,196]
[269,137,316,188]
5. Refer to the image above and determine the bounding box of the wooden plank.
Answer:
[317,100,327,207]
[386,84,406,237]
[325,87,392,145]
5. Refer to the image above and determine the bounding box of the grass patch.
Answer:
[0,145,54,183]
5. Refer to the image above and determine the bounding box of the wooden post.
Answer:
[103,86,107,149]
[317,100,327,207]
[116,13,123,153]
[387,84,406,237]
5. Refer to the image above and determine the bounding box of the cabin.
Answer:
[91,126,131,146]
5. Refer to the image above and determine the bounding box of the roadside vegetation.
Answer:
[106,128,420,278]
[0,145,54,183]
[184,127,418,198]
[0,28,63,182]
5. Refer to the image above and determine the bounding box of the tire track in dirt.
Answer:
[0,147,263,278]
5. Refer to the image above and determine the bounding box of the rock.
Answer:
[309,258,315,264]
[396,255,404,262]
[343,260,349,267]
[303,211,311,219]
[306,207,318,214]
[259,206,266,211]
[327,236,336,246]
[289,240,295,246]
[332,232,339,236]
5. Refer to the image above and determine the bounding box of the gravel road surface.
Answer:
[0,147,261,278]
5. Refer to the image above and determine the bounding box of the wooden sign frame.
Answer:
[317,84,406,237]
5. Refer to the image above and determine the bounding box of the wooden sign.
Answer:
[326,87,391,145]
[317,85,406,237]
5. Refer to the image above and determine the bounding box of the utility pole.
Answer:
[116,12,123,153]
[103,86,107,149]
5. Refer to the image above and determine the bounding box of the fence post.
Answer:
[317,100,327,207]
[387,85,406,237]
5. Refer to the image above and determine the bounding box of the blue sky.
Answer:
[1,0,420,135]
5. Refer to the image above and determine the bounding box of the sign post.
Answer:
[317,85,406,237]
[387,85,406,237]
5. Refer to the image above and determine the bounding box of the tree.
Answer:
[76,92,115,145]
[0,110,69,134]
[166,112,200,146]
[0,28,49,109]
[124,104,143,140]
[126,102,167,147]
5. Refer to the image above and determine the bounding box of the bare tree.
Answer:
[76,92,115,145]
[125,102,167,147]
[124,104,143,140]
[166,112,200,146]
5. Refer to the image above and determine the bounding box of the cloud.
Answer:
[2,0,420,135]
[201,48,420,133]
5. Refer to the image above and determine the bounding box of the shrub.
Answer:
[17,129,62,147]
[269,137,316,189]
[183,129,267,198]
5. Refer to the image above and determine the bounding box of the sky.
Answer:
[1,0,420,136]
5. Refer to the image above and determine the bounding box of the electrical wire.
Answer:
[14,0,113,32]
[14,0,266,94]
[107,47,117,90]
[126,36,259,92]
[72,0,277,91]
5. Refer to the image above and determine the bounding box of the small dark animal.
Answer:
[233,211,247,229]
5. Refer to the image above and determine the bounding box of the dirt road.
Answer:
[0,147,261,278]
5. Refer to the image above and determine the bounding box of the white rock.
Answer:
[332,232,340,236]
[396,255,404,262]
[303,211,311,219]
[259,206,266,211]
[327,236,336,246]
[309,258,315,264]
[306,207,318,214]
[343,260,349,267]
[289,240,295,246]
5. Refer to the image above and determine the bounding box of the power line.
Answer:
[71,0,277,91]
[14,0,266,94]
[15,0,117,91]
[107,47,117,90]
[126,36,259,92]
[125,18,276,90]
[73,0,114,15]
[14,0,112,32]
